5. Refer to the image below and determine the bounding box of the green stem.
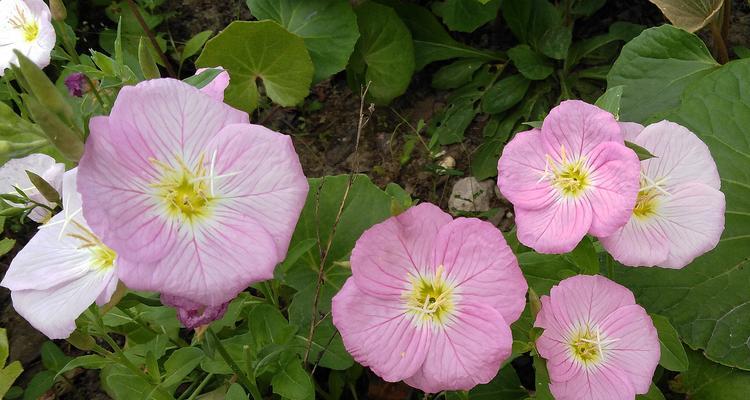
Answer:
[206,328,262,400]
[176,374,202,400]
[100,333,151,382]
[185,373,214,400]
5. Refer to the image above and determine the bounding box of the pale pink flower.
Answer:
[0,168,118,339]
[0,153,64,222]
[0,0,56,74]
[77,78,308,311]
[497,100,641,254]
[600,121,725,268]
[194,67,229,102]
[535,275,660,400]
[332,203,528,393]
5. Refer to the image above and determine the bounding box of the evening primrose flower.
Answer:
[497,100,641,254]
[0,0,56,74]
[77,78,308,312]
[535,275,660,400]
[0,153,64,222]
[332,203,528,393]
[600,121,725,268]
[0,168,118,339]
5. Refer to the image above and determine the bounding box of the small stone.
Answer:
[438,155,456,170]
[448,177,495,212]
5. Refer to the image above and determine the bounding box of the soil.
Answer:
[2,0,748,398]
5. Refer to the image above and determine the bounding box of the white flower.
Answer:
[0,153,63,222]
[0,0,56,74]
[0,168,118,339]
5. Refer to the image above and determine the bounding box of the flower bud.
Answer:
[50,0,67,21]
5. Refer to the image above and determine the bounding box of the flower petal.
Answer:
[619,122,644,142]
[117,209,278,306]
[332,278,431,382]
[497,129,558,210]
[635,120,721,190]
[514,198,592,254]
[204,123,308,259]
[599,217,671,267]
[161,294,229,329]
[432,217,527,324]
[549,363,636,400]
[351,203,452,298]
[10,267,116,339]
[598,305,660,394]
[404,302,512,393]
[655,183,725,268]
[196,67,230,102]
[585,142,641,237]
[541,100,622,162]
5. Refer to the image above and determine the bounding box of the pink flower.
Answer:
[332,203,528,393]
[194,67,229,102]
[0,168,118,339]
[64,72,89,97]
[0,153,64,222]
[497,100,641,254]
[161,293,228,329]
[600,121,725,268]
[535,275,660,400]
[77,78,308,311]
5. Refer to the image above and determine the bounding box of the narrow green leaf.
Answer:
[271,359,314,400]
[14,51,72,122]
[179,30,213,63]
[595,85,624,119]
[625,140,656,161]
[0,361,23,398]
[23,95,83,161]
[162,347,204,388]
[26,170,60,204]
[650,314,689,371]
[138,36,160,80]
[41,342,71,373]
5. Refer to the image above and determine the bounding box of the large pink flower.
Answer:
[332,203,528,393]
[497,100,641,254]
[600,121,725,268]
[535,275,660,400]
[77,78,308,309]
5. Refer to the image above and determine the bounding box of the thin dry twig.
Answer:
[303,82,372,365]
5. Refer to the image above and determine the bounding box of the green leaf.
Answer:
[508,45,554,80]
[674,349,750,399]
[0,361,22,398]
[101,364,174,400]
[347,2,414,105]
[179,30,213,63]
[41,342,71,373]
[532,355,554,399]
[471,137,504,181]
[539,25,572,60]
[518,252,581,296]
[162,347,205,388]
[566,22,644,71]
[0,102,48,164]
[433,100,477,145]
[595,85,624,119]
[26,170,60,204]
[624,140,657,161]
[501,0,562,50]
[650,314,689,371]
[637,383,666,400]
[295,318,353,370]
[182,68,222,90]
[0,329,8,366]
[225,383,247,400]
[432,0,501,33]
[385,1,502,70]
[56,355,111,379]
[22,95,83,162]
[612,59,750,369]
[469,364,528,399]
[563,236,599,275]
[196,20,314,112]
[271,359,314,400]
[432,59,486,90]
[481,74,530,114]
[247,0,359,83]
[22,370,53,400]
[607,25,719,122]
[248,303,297,348]
[648,0,724,32]
[138,36,160,80]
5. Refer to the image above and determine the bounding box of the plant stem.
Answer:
[185,373,214,400]
[710,21,729,64]
[100,333,152,382]
[124,0,176,77]
[206,327,262,400]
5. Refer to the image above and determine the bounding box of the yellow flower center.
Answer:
[633,172,669,220]
[568,325,618,367]
[89,244,117,271]
[65,220,117,271]
[21,21,39,42]
[405,266,454,326]
[151,156,213,222]
[541,146,590,198]
[9,5,39,42]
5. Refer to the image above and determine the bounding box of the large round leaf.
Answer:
[607,25,719,123]
[196,20,314,112]
[613,59,750,369]
[346,2,415,105]
[648,0,724,32]
[246,0,359,83]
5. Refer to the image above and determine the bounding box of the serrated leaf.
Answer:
[196,20,314,112]
[612,59,750,369]
[347,2,414,105]
[607,25,719,122]
[247,0,359,83]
